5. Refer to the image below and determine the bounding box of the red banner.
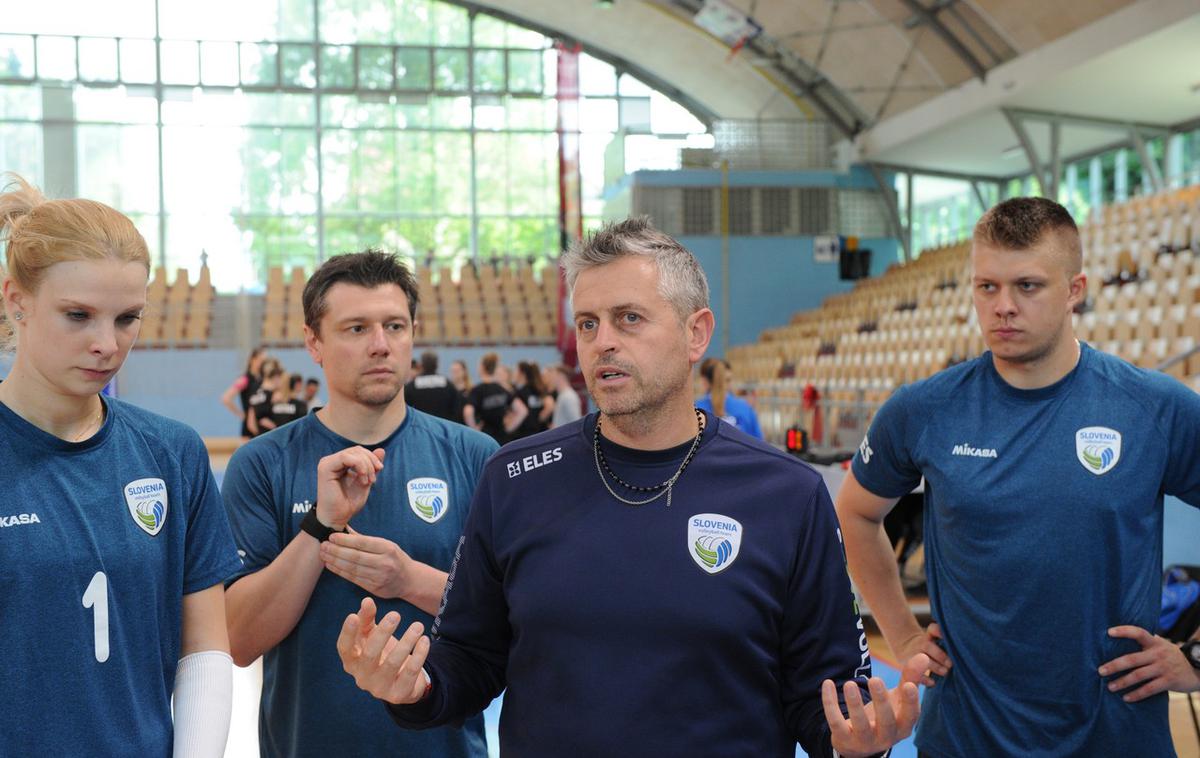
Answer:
[555,43,583,367]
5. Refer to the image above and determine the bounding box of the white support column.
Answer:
[40,83,77,199]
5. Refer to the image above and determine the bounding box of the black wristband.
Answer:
[300,507,343,542]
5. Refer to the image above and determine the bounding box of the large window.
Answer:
[0,0,708,291]
[897,127,1200,256]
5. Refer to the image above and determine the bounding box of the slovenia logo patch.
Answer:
[124,477,168,536]
[1075,426,1121,475]
[407,477,449,524]
[688,512,742,575]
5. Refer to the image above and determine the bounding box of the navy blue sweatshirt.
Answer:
[390,412,872,757]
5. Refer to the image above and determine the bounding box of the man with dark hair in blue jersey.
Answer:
[222,250,496,758]
[335,219,926,758]
[837,197,1200,757]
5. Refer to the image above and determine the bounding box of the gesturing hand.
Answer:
[321,528,415,599]
[315,447,386,529]
[337,597,431,705]
[821,653,927,758]
[895,622,951,687]
[1099,626,1200,701]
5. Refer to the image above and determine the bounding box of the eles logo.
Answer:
[858,435,873,464]
[505,447,563,479]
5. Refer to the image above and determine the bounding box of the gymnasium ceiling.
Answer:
[467,0,1200,177]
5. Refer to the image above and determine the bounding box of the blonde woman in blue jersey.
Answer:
[0,174,241,756]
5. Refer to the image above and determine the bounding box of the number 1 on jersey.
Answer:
[82,571,110,663]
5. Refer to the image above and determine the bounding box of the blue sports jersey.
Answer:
[390,413,872,757]
[696,392,763,438]
[0,397,241,757]
[222,408,496,758]
[852,343,1200,757]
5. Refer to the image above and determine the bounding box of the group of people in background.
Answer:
[223,342,589,446]
[226,345,756,446]
[220,348,322,439]
[378,348,586,445]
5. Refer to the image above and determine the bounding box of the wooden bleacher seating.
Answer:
[730,185,1200,445]
[132,265,218,348]
[133,257,559,349]
[183,265,214,344]
[261,265,286,343]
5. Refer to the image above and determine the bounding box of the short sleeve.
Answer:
[1159,377,1200,507]
[181,432,243,594]
[461,433,500,478]
[221,444,283,583]
[850,384,923,499]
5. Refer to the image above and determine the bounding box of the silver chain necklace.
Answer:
[592,410,704,507]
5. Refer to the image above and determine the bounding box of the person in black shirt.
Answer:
[221,346,268,439]
[247,362,283,436]
[404,350,463,422]
[450,359,472,416]
[304,377,321,405]
[267,374,308,428]
[463,352,526,444]
[510,360,553,439]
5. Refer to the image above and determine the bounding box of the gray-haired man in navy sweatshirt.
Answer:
[337,218,926,758]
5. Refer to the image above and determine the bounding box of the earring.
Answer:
[12,313,21,321]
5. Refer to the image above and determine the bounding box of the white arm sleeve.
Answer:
[172,650,233,758]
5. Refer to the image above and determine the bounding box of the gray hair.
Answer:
[561,217,709,322]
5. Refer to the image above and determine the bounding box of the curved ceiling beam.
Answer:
[446,0,719,126]
[896,0,988,81]
[666,0,870,137]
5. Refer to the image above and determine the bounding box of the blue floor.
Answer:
[480,659,918,758]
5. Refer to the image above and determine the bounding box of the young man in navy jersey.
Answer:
[337,219,924,758]
[837,197,1200,757]
[222,251,496,758]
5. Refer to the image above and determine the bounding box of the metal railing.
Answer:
[1155,343,1200,375]
[744,384,888,460]
[744,345,1197,461]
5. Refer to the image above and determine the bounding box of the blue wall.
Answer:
[679,235,900,350]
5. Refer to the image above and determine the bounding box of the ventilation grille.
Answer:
[797,188,834,235]
[759,188,793,234]
[838,190,890,237]
[629,185,886,238]
[631,185,683,236]
[683,188,715,235]
[728,188,754,235]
